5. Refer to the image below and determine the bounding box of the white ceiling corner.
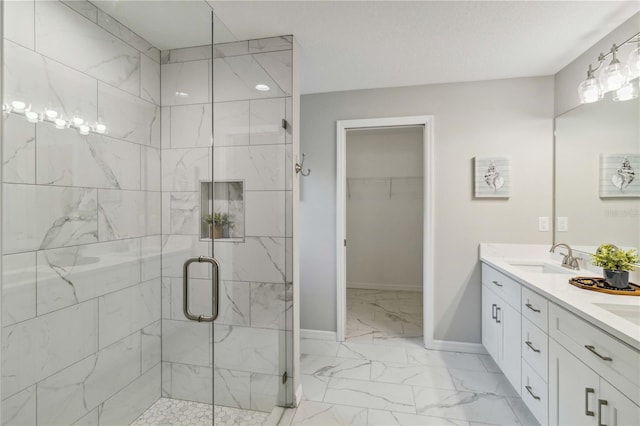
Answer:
[92,1,640,94]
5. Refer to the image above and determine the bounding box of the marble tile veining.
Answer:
[36,1,141,96]
[286,294,536,425]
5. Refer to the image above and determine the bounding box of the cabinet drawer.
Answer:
[522,360,548,425]
[522,316,548,380]
[482,265,521,311]
[549,303,640,405]
[522,286,548,332]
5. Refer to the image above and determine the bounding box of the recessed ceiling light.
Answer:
[175,91,189,97]
[255,84,270,92]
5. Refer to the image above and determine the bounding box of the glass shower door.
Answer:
[209,15,295,416]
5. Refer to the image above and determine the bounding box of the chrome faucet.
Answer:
[550,243,581,270]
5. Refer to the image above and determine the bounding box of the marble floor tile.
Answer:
[370,361,456,389]
[371,334,424,348]
[406,347,487,372]
[449,369,520,397]
[300,375,329,402]
[367,409,470,426]
[345,328,375,343]
[297,334,537,425]
[346,290,424,344]
[478,354,502,374]
[290,401,367,425]
[300,354,371,380]
[507,397,541,426]
[324,378,416,413]
[412,387,521,425]
[337,342,408,364]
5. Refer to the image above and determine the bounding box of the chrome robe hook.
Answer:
[295,153,311,176]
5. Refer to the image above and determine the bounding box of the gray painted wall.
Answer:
[555,12,640,116]
[300,77,554,343]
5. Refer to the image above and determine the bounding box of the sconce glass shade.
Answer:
[599,60,625,93]
[25,111,39,123]
[11,101,26,113]
[79,124,90,135]
[613,80,638,102]
[578,76,602,104]
[45,109,59,120]
[54,118,67,129]
[628,46,640,80]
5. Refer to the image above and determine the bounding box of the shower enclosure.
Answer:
[0,1,298,424]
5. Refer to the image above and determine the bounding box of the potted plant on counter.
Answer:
[592,244,638,289]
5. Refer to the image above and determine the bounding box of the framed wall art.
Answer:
[474,156,511,198]
[599,153,639,198]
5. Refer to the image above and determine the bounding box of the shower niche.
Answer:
[201,180,245,241]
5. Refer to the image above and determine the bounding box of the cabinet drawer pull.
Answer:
[585,345,613,361]
[492,280,503,287]
[495,306,501,323]
[525,385,541,401]
[598,399,608,426]
[585,387,595,416]
[525,303,541,313]
[491,304,497,320]
[525,340,541,353]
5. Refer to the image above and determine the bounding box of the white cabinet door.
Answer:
[599,378,640,426]
[549,339,599,426]
[500,300,521,395]
[482,285,500,362]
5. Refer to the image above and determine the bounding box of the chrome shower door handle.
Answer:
[183,256,220,322]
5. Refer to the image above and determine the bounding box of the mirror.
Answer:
[555,97,640,253]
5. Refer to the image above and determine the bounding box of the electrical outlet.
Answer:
[538,217,549,232]
[557,217,569,232]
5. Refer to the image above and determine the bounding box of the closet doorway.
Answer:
[336,116,434,347]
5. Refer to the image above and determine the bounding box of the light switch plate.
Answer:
[538,217,549,232]
[557,217,569,232]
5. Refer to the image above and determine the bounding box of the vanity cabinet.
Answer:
[481,261,640,426]
[549,339,640,426]
[481,266,521,396]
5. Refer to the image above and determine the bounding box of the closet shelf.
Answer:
[346,176,424,199]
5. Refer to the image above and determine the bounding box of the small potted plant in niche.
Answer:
[203,212,235,239]
[592,243,638,289]
[202,214,214,239]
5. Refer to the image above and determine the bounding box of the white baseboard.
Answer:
[425,339,487,354]
[347,281,423,292]
[295,384,303,406]
[300,329,337,341]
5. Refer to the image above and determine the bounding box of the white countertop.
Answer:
[480,243,640,350]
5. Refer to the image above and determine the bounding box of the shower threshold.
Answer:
[130,397,269,426]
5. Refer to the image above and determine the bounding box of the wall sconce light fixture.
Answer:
[578,31,640,104]
[2,101,107,136]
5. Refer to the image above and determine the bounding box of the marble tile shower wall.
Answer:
[2,1,161,425]
[159,36,294,412]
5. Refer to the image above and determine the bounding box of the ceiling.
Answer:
[93,1,640,95]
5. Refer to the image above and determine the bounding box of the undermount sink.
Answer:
[594,303,640,327]
[505,260,576,274]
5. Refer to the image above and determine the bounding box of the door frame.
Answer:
[336,115,435,347]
